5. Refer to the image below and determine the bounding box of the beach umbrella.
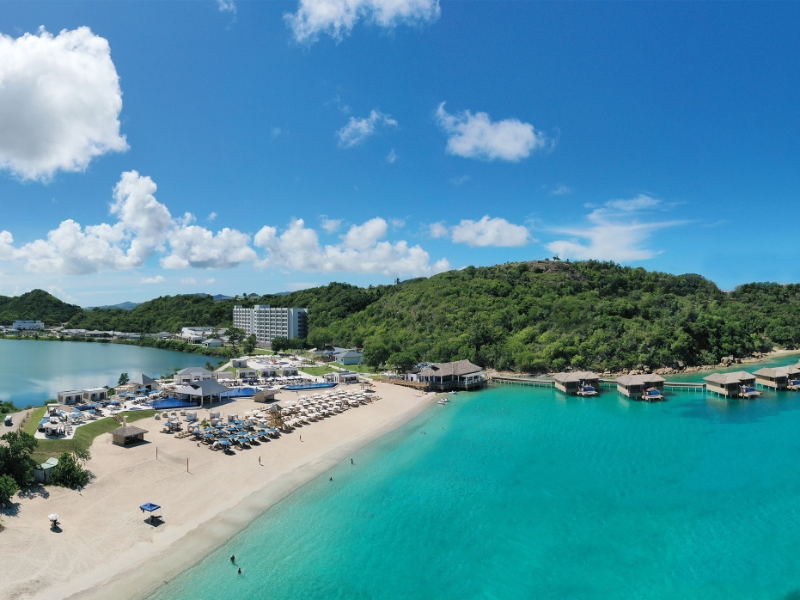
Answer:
[204,432,215,438]
[48,513,59,524]
[139,502,161,523]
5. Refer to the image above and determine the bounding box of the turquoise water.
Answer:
[0,339,209,407]
[149,382,800,600]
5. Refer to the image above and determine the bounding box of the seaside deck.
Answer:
[373,378,430,390]
[492,375,707,393]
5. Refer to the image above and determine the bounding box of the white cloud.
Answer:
[545,195,681,262]
[449,175,470,185]
[435,103,546,162]
[254,218,449,277]
[286,0,440,43]
[141,275,164,284]
[0,27,128,181]
[9,170,256,275]
[450,216,530,247]
[428,222,448,239]
[320,217,342,233]
[545,183,572,196]
[205,277,216,284]
[218,0,236,13]
[180,277,197,285]
[386,148,397,163]
[0,231,15,260]
[161,224,257,270]
[390,218,405,228]
[270,127,282,139]
[337,110,397,148]
[208,212,218,221]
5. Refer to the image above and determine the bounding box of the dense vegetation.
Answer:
[12,260,800,372]
[0,289,82,326]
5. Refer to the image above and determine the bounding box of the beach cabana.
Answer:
[615,374,666,400]
[140,502,161,523]
[753,367,789,390]
[553,371,600,396]
[109,425,148,446]
[34,457,59,484]
[703,371,757,398]
[253,389,278,403]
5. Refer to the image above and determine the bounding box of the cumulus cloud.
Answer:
[545,183,572,196]
[435,103,546,162]
[9,171,256,275]
[0,27,128,181]
[180,277,197,285]
[141,275,164,284]
[428,221,448,239]
[450,216,530,247]
[386,148,397,163]
[286,0,440,43]
[337,110,397,147]
[254,218,449,277]
[320,217,342,233]
[0,231,15,260]
[545,195,682,262]
[218,0,236,13]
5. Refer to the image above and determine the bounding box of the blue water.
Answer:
[222,387,257,398]
[151,399,198,410]
[0,339,209,407]
[148,381,800,600]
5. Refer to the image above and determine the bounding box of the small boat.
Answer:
[739,385,761,399]
[643,387,664,402]
[577,384,598,397]
[438,397,450,405]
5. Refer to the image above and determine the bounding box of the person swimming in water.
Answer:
[230,555,235,564]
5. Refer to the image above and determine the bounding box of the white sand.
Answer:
[0,382,436,600]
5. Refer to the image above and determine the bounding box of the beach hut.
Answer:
[553,371,600,396]
[615,374,666,400]
[109,424,148,446]
[57,390,82,405]
[253,389,278,403]
[753,367,789,390]
[703,371,757,398]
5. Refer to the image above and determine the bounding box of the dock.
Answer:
[373,378,429,390]
[491,375,708,393]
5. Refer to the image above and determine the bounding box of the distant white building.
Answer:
[232,305,308,345]
[181,327,214,343]
[202,338,223,348]
[13,320,45,330]
[332,347,364,365]
[175,367,214,385]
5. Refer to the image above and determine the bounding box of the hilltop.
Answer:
[8,260,800,372]
[0,290,82,326]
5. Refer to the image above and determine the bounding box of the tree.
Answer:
[117,373,129,385]
[271,336,290,353]
[0,431,38,487]
[224,327,245,351]
[50,450,90,489]
[0,474,19,504]
[388,351,417,374]
[204,361,215,371]
[243,334,258,355]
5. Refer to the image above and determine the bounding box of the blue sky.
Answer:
[0,1,799,305]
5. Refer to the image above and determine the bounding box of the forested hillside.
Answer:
[12,260,800,372]
[0,290,82,326]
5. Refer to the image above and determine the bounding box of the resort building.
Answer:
[231,358,249,368]
[236,368,257,379]
[174,379,231,406]
[254,389,278,403]
[325,370,361,384]
[258,367,279,378]
[331,348,364,365]
[553,371,600,396]
[417,360,487,392]
[175,367,213,385]
[281,367,299,377]
[753,367,789,390]
[109,424,148,446]
[202,339,223,348]
[57,390,82,405]
[615,374,666,400]
[12,319,44,330]
[129,373,158,392]
[232,305,308,345]
[181,327,214,342]
[82,387,107,402]
[703,371,757,398]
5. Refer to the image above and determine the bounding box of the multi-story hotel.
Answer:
[232,304,308,344]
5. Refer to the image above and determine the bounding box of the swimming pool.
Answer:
[222,387,257,398]
[150,398,198,410]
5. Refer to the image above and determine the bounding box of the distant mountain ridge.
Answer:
[86,301,141,311]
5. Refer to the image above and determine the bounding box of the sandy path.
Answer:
[0,383,437,600]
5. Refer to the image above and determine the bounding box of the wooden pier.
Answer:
[491,375,707,393]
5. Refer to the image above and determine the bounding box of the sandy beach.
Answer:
[0,382,437,600]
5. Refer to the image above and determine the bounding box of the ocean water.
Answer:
[148,381,800,600]
[0,338,209,407]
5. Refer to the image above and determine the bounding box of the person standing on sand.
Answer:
[258,456,262,465]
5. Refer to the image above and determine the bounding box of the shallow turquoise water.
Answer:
[0,339,208,407]
[148,384,800,600]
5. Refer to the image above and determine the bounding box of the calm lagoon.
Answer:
[148,377,800,600]
[0,338,209,408]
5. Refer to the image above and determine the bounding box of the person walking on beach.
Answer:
[258,456,262,466]
[230,555,235,564]
[300,434,302,442]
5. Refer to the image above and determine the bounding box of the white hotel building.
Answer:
[233,305,308,345]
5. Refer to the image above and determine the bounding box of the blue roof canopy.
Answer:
[140,502,161,512]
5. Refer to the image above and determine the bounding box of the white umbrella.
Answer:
[48,513,59,521]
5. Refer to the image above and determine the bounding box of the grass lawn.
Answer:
[332,362,375,374]
[300,366,336,376]
[26,409,156,463]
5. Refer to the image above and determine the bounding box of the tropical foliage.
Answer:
[0,289,82,326]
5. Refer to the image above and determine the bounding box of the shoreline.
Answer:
[27,386,441,600]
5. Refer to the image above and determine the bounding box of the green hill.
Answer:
[0,290,82,326]
[56,260,800,373]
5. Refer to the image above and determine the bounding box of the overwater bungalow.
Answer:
[703,371,759,398]
[615,374,666,401]
[553,371,600,396]
[753,367,789,390]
